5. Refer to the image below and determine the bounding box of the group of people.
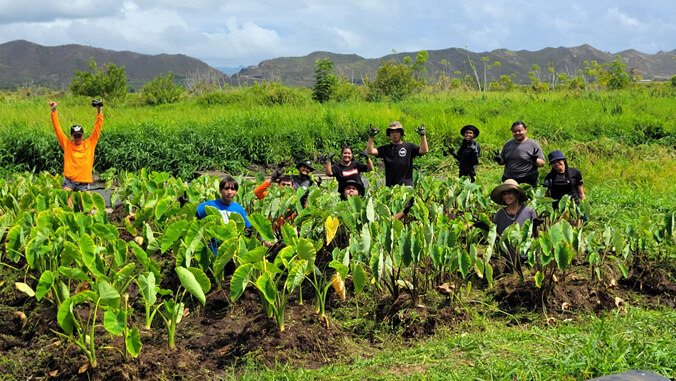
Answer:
[48,100,586,270]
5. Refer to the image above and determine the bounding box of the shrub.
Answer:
[141,72,184,106]
[69,59,128,101]
[312,58,338,103]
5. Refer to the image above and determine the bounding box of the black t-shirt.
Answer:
[376,142,420,186]
[291,175,312,190]
[457,140,481,175]
[331,161,368,187]
[544,167,583,204]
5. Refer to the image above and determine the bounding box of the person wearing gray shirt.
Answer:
[492,121,545,187]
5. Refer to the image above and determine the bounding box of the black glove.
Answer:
[402,197,415,215]
[326,152,336,163]
[471,220,490,231]
[532,217,545,228]
[368,124,380,137]
[447,147,459,161]
[360,150,369,159]
[415,124,426,136]
[492,149,502,163]
[315,176,323,187]
[529,148,540,163]
[270,167,284,183]
[177,191,188,207]
[299,192,309,207]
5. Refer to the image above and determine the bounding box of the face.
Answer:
[511,125,527,142]
[299,165,311,176]
[464,130,475,141]
[343,185,359,198]
[502,189,519,206]
[279,180,293,188]
[389,130,402,143]
[220,185,237,204]
[551,159,566,174]
[341,149,353,163]
[72,134,83,145]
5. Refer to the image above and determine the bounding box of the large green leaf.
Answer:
[366,197,375,223]
[458,249,471,278]
[296,238,316,262]
[255,273,276,306]
[287,259,308,292]
[534,271,544,288]
[103,309,125,335]
[176,266,206,305]
[161,220,189,253]
[370,247,384,282]
[352,263,367,296]
[125,327,142,357]
[60,241,81,267]
[155,198,171,220]
[97,280,120,308]
[57,291,97,334]
[230,263,253,301]
[186,267,211,294]
[58,266,90,282]
[137,272,157,305]
[249,213,275,243]
[79,233,96,268]
[213,238,238,278]
[36,270,54,301]
[184,221,204,260]
[92,192,106,213]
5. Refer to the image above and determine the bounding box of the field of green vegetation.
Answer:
[1,85,676,380]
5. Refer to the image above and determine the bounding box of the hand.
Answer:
[529,148,540,163]
[447,147,459,161]
[471,219,490,231]
[368,124,380,137]
[47,99,59,113]
[532,217,545,228]
[492,149,502,163]
[402,196,415,215]
[360,150,369,159]
[415,124,426,136]
[270,167,284,183]
[314,176,323,187]
[327,152,336,163]
[177,191,188,207]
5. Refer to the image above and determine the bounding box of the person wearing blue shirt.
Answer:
[196,176,251,257]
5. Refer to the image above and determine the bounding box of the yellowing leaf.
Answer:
[15,282,35,297]
[325,216,340,244]
[13,311,27,328]
[331,274,346,301]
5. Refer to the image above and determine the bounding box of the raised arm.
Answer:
[416,124,428,155]
[366,124,380,156]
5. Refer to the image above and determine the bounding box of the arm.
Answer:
[418,134,428,155]
[366,157,374,172]
[366,136,379,156]
[325,162,333,176]
[535,158,545,167]
[48,99,68,149]
[254,181,272,200]
[577,185,586,200]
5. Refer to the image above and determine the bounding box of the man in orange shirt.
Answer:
[48,99,103,192]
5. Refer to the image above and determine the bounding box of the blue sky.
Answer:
[0,0,674,69]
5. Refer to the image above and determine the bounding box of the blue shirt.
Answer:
[196,199,252,228]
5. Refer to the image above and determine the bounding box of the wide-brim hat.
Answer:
[386,121,405,136]
[70,125,84,136]
[547,150,567,164]
[338,179,365,197]
[296,160,313,171]
[460,125,480,137]
[490,179,528,205]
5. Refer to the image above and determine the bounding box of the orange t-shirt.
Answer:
[51,112,103,183]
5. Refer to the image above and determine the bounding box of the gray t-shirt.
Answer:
[493,205,538,235]
[500,139,544,179]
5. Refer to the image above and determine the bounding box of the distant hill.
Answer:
[236,45,676,87]
[0,40,226,91]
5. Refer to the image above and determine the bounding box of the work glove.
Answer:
[415,124,426,136]
[177,191,188,207]
[492,149,502,163]
[270,166,284,183]
[471,219,490,231]
[368,124,380,137]
[529,148,541,163]
[402,196,415,215]
[327,152,336,163]
[360,150,369,159]
[447,147,459,161]
[314,176,323,187]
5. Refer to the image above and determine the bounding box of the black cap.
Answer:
[296,160,313,171]
[70,125,84,136]
[460,125,480,137]
[338,179,365,197]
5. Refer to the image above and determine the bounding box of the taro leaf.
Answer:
[255,273,276,306]
[184,221,204,260]
[125,327,142,357]
[15,282,35,297]
[114,263,136,287]
[297,238,316,262]
[80,191,94,213]
[474,258,484,279]
[324,215,340,244]
[97,280,120,309]
[113,239,127,269]
[155,198,171,220]
[36,270,54,301]
[137,272,157,305]
[399,229,412,266]
[360,224,371,256]
[485,262,494,288]
[79,233,103,276]
[214,238,237,278]
[370,248,384,283]
[6,225,25,262]
[554,242,572,272]
[57,291,97,335]
[186,267,211,295]
[239,246,267,265]
[366,197,375,223]
[534,271,544,288]
[103,309,125,335]
[352,263,367,296]
[208,225,237,242]
[92,192,106,214]
[281,224,298,247]
[161,220,189,253]
[230,263,254,302]
[129,241,148,268]
[458,249,471,278]
[287,259,308,292]
[249,213,275,243]
[329,260,349,281]
[174,267,206,305]
[58,266,90,282]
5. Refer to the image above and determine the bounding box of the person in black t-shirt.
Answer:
[325,146,374,194]
[448,124,481,182]
[366,121,428,186]
[543,150,586,209]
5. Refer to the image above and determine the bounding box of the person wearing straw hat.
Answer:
[366,121,429,187]
[490,179,538,273]
[47,98,103,192]
[448,124,481,182]
[543,150,586,209]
